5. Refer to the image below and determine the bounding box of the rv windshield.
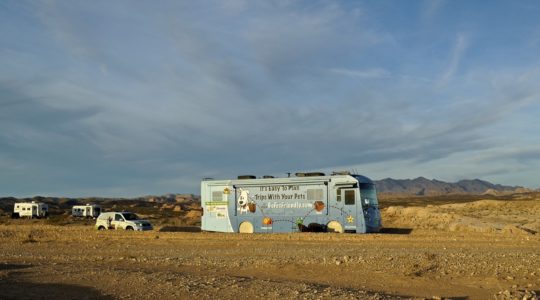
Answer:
[359,183,378,207]
[122,213,139,220]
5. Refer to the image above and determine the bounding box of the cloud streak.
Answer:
[437,33,468,87]
[329,68,390,79]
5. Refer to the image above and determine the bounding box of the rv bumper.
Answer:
[366,225,381,233]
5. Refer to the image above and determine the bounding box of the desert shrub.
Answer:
[22,233,38,244]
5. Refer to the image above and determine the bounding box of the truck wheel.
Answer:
[238,222,254,233]
[327,221,344,233]
[98,226,106,231]
[126,226,134,231]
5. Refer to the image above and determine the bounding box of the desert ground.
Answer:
[1,195,539,299]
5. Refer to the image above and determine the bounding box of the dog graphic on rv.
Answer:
[237,189,256,214]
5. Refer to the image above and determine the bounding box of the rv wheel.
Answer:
[238,222,254,233]
[98,226,106,231]
[307,223,326,232]
[327,221,344,233]
[126,226,134,231]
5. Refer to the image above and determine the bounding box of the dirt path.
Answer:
[1,224,539,299]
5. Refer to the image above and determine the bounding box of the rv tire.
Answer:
[238,221,254,233]
[126,226,134,231]
[307,223,326,232]
[98,226,106,231]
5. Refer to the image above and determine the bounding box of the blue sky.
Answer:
[1,0,540,197]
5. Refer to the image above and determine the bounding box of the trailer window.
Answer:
[345,190,355,205]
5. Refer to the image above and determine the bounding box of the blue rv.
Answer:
[201,172,382,233]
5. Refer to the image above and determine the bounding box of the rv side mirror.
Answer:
[363,198,369,205]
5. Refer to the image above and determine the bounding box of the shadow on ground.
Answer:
[379,227,413,234]
[0,263,113,300]
[159,226,201,232]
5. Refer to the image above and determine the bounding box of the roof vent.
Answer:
[262,175,275,179]
[295,172,325,177]
[238,175,256,179]
[331,171,351,176]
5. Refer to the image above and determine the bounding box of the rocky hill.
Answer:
[374,177,527,196]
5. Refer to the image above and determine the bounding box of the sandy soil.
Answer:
[1,198,539,300]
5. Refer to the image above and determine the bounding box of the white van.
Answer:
[12,201,49,219]
[95,212,153,231]
[72,204,101,218]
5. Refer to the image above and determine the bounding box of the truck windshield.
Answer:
[359,183,378,207]
[122,213,139,220]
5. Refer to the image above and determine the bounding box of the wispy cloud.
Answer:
[437,33,468,87]
[329,68,390,79]
[1,1,540,196]
[422,0,447,20]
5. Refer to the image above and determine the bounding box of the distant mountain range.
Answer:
[374,177,531,196]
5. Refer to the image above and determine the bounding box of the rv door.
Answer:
[342,188,358,231]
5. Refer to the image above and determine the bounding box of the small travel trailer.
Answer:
[12,201,49,219]
[72,204,102,218]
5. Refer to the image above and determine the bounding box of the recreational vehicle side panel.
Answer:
[201,181,234,232]
[201,174,381,234]
[233,182,329,233]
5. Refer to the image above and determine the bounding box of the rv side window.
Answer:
[307,189,323,201]
[344,190,355,205]
[336,188,342,202]
[115,214,124,221]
